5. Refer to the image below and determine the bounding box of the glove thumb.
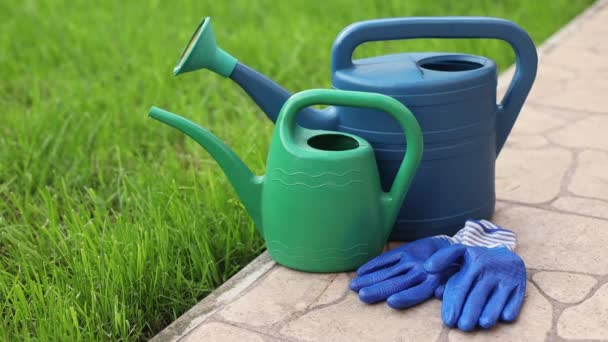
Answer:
[434,284,445,299]
[424,244,467,274]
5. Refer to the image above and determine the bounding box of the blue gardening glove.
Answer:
[424,244,527,331]
[350,220,517,309]
[350,236,455,308]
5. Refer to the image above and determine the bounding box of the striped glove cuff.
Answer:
[436,219,517,251]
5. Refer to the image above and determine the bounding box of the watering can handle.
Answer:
[331,17,538,154]
[277,89,423,223]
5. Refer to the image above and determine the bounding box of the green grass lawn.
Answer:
[0,0,594,340]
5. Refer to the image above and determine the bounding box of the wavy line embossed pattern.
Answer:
[269,168,363,189]
[267,241,371,262]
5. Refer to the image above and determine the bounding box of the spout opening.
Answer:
[307,134,359,151]
[173,17,210,75]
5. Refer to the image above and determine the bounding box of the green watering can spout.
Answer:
[148,107,263,232]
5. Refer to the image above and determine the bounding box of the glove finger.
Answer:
[356,247,404,276]
[358,270,425,304]
[441,269,479,327]
[457,279,495,331]
[424,244,467,274]
[350,261,413,291]
[478,285,514,329]
[434,284,445,299]
[501,283,527,322]
[432,264,459,300]
[387,276,439,309]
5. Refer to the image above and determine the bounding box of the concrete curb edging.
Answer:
[151,253,276,341]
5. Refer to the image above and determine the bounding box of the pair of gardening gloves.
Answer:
[350,220,526,331]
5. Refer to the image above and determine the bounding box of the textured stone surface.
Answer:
[448,283,551,341]
[525,62,578,103]
[310,273,350,307]
[494,206,608,275]
[494,200,510,213]
[510,105,566,135]
[548,116,608,150]
[281,294,443,342]
[182,322,269,342]
[533,271,598,303]
[558,284,608,339]
[560,7,608,51]
[529,39,608,113]
[530,70,608,113]
[552,196,608,220]
[542,47,608,76]
[218,267,335,327]
[569,150,608,201]
[496,148,572,203]
[503,134,549,149]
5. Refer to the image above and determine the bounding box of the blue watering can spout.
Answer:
[229,63,340,129]
[173,17,340,130]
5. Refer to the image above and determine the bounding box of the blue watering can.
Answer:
[174,17,537,240]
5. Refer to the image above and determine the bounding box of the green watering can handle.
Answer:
[277,89,424,221]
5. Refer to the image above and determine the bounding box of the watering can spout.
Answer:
[173,17,339,129]
[173,17,237,77]
[148,107,264,232]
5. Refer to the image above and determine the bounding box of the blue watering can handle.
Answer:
[331,17,538,154]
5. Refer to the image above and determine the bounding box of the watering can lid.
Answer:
[331,52,496,97]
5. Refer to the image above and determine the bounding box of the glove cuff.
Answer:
[441,220,517,251]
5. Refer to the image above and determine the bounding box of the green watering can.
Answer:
[150,89,423,272]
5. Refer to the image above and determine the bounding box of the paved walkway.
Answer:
[154,2,608,341]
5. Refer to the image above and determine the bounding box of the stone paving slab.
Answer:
[153,1,608,341]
